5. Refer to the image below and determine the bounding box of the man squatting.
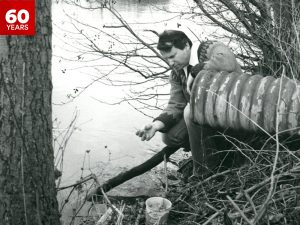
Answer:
[136,29,242,180]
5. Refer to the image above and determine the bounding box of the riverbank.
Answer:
[57,147,300,225]
[85,163,299,225]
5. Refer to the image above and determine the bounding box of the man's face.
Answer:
[160,43,191,71]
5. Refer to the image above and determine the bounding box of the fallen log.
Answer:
[86,146,179,201]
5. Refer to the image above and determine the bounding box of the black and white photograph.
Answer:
[0,0,300,224]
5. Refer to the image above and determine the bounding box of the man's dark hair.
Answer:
[157,30,192,52]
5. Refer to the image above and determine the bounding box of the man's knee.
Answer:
[162,133,187,147]
[161,119,189,147]
[183,104,190,122]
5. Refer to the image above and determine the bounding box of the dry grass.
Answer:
[57,135,300,225]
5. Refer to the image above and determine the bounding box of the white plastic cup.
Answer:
[145,197,172,225]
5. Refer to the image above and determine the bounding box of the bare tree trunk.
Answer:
[0,1,60,225]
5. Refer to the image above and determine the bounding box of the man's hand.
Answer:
[135,121,165,141]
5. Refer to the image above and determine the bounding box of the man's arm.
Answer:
[136,71,187,141]
[153,71,188,132]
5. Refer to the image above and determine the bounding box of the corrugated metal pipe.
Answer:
[190,70,300,135]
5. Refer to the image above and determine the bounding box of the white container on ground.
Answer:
[145,197,172,225]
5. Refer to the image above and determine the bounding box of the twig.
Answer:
[244,190,257,216]
[229,187,298,219]
[164,154,168,194]
[95,207,113,225]
[135,202,145,225]
[91,173,124,224]
[202,203,223,225]
[226,195,253,225]
[169,210,199,216]
[235,170,291,200]
[196,168,235,186]
[173,169,239,204]
[202,212,221,225]
[205,202,222,213]
[57,174,94,191]
[69,191,91,225]
[116,203,125,225]
[93,174,123,218]
[59,186,78,213]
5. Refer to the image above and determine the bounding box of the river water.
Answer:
[51,0,199,186]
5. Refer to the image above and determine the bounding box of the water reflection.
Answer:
[115,0,171,8]
[52,0,180,185]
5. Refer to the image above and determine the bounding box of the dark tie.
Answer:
[187,65,193,76]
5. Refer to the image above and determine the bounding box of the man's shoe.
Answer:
[182,147,191,152]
